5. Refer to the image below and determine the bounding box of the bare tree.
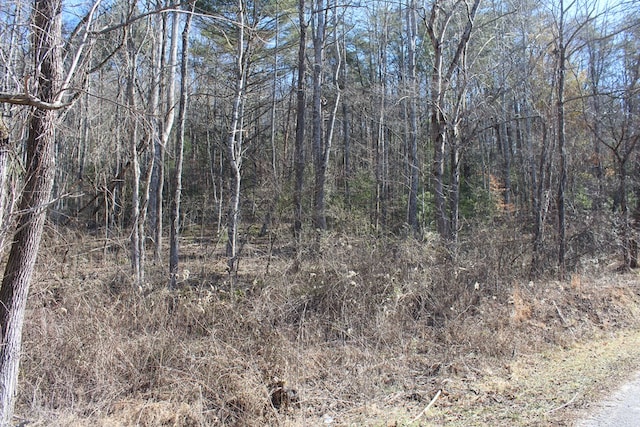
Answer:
[425,0,481,241]
[150,4,180,260]
[584,19,640,270]
[550,0,602,277]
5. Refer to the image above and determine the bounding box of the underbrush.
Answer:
[15,224,640,426]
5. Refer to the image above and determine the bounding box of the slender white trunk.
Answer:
[169,4,194,288]
[154,10,180,259]
[227,0,248,277]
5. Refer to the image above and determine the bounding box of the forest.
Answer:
[0,0,639,425]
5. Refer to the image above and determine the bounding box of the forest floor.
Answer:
[12,226,640,426]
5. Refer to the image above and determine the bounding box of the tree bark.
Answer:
[0,0,61,422]
[0,117,10,250]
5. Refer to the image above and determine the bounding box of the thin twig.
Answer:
[546,392,578,413]
[411,389,442,423]
[553,300,568,326]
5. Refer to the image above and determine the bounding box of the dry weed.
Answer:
[11,226,640,426]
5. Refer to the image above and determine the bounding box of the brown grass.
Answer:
[13,225,640,426]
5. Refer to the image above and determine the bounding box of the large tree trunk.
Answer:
[0,0,61,422]
[432,109,448,238]
[426,1,452,240]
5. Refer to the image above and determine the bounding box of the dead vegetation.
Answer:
[13,223,640,426]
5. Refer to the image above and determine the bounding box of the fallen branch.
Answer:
[411,389,442,423]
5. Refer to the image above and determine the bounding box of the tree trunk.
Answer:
[148,10,165,260]
[531,120,551,278]
[587,41,604,210]
[556,0,568,278]
[261,1,281,238]
[523,103,537,215]
[226,0,248,277]
[426,0,482,241]
[293,0,307,240]
[372,3,388,231]
[0,117,10,250]
[342,100,351,210]
[0,0,61,422]
[630,155,640,268]
[432,108,448,238]
[617,164,631,269]
[557,42,568,278]
[318,1,342,231]
[154,10,180,260]
[406,0,419,233]
[169,4,194,289]
[501,120,513,207]
[311,0,327,230]
[127,30,143,286]
[449,141,461,241]
[428,0,481,241]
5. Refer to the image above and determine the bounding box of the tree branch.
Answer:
[0,92,73,110]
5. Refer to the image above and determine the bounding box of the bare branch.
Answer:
[0,92,72,110]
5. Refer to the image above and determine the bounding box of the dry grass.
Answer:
[13,225,640,426]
